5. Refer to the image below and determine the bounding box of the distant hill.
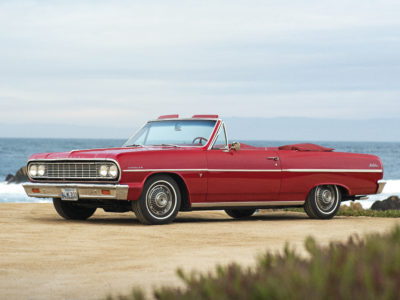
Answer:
[224,117,400,142]
[0,123,134,139]
[1,117,399,142]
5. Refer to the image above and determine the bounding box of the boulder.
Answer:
[371,196,400,211]
[5,174,14,182]
[341,202,364,211]
[5,167,28,184]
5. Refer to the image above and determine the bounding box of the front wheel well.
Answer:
[144,173,190,211]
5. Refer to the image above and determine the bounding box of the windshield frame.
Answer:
[123,118,220,148]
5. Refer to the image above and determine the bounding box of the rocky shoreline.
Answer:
[5,167,28,184]
[371,196,400,210]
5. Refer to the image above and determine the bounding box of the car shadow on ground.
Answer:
[28,211,309,226]
[174,213,308,224]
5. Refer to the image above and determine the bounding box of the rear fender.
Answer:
[305,183,351,200]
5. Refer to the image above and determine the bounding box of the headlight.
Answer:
[109,165,118,178]
[29,165,38,177]
[98,164,118,178]
[99,165,109,177]
[38,165,46,176]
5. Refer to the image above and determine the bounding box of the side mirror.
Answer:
[231,141,240,151]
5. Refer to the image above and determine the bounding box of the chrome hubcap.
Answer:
[315,186,337,212]
[155,192,168,207]
[321,190,333,204]
[146,183,175,218]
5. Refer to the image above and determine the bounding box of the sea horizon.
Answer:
[1,137,399,207]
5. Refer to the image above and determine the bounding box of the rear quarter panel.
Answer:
[278,150,383,200]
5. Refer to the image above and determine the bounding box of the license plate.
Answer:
[61,188,79,201]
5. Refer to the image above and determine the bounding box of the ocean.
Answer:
[1,138,399,207]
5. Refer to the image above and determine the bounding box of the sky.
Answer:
[0,0,399,139]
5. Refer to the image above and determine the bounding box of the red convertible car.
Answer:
[23,114,385,225]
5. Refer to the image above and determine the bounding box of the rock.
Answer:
[340,202,364,211]
[5,166,28,184]
[371,196,400,211]
[349,202,363,211]
[5,174,14,182]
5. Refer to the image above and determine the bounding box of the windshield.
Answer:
[123,120,217,147]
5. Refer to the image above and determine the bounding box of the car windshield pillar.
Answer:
[210,122,229,150]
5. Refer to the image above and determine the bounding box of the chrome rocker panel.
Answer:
[22,183,129,200]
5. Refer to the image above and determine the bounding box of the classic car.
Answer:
[23,114,385,225]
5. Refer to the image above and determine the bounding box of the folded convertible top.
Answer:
[278,143,334,152]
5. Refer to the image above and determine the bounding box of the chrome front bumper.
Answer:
[23,183,129,200]
[377,180,386,194]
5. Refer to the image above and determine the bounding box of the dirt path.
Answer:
[1,203,399,300]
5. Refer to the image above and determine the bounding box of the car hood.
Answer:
[28,146,197,160]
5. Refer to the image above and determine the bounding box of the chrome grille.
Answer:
[29,161,119,181]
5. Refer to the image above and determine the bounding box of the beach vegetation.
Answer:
[108,225,400,300]
[286,201,400,218]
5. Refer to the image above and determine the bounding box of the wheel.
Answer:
[53,198,96,220]
[132,175,181,225]
[304,185,341,219]
[225,208,256,219]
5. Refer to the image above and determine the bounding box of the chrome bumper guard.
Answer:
[22,183,129,200]
[377,180,386,194]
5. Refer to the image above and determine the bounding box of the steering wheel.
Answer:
[192,136,208,145]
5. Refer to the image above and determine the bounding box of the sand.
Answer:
[1,203,400,300]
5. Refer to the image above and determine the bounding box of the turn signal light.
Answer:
[32,188,40,193]
[101,190,111,195]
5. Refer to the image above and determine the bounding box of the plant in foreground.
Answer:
[108,226,400,300]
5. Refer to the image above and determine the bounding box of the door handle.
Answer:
[267,157,279,161]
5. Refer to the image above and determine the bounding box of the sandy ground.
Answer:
[1,204,400,300]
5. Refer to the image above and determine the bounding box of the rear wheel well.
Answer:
[336,185,349,201]
[307,184,349,202]
[304,184,341,219]
[145,173,190,211]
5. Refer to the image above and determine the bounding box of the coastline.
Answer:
[1,203,400,300]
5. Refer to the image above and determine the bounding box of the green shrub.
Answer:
[337,208,400,218]
[337,201,400,217]
[110,226,400,300]
[286,204,400,218]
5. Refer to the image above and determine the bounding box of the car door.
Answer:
[206,123,281,202]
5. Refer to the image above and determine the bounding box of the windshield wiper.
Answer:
[125,144,143,147]
[151,144,179,147]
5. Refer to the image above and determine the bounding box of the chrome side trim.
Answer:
[123,169,280,173]
[377,180,386,194]
[283,169,383,173]
[22,183,129,200]
[209,169,281,172]
[123,168,381,173]
[124,168,208,172]
[191,200,305,208]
